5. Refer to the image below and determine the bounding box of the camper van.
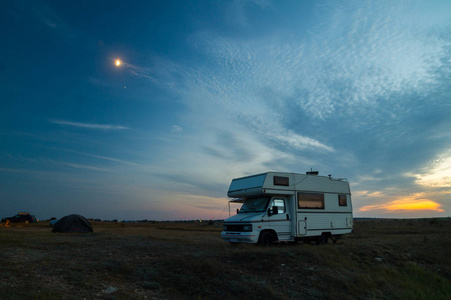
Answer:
[221,171,353,245]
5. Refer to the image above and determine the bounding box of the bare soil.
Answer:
[0,218,450,299]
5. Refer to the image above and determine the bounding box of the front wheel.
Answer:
[258,231,275,246]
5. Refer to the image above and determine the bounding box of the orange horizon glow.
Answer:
[359,198,444,213]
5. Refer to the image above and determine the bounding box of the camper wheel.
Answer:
[258,231,276,246]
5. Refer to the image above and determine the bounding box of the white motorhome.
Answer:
[221,171,353,245]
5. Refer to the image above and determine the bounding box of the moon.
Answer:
[115,59,121,67]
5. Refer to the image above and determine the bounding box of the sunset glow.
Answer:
[411,152,451,188]
[360,197,444,213]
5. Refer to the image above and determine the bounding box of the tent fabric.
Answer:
[52,214,93,233]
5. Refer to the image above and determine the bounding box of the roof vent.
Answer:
[306,169,319,175]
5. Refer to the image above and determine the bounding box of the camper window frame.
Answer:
[338,195,347,206]
[297,193,325,209]
[271,198,286,214]
[273,176,289,186]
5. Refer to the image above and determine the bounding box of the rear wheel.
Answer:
[258,231,275,246]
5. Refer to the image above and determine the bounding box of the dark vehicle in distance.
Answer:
[1,212,38,223]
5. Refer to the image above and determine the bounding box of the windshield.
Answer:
[239,197,270,213]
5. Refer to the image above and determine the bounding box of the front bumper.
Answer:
[221,231,258,243]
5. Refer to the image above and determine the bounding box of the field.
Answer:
[0,218,450,299]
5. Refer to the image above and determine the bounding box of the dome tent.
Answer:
[52,214,93,233]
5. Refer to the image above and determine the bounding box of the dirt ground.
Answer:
[0,218,450,299]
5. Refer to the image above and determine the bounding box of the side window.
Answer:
[298,193,324,209]
[339,195,347,206]
[272,199,286,213]
[273,176,289,186]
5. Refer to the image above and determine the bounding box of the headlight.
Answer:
[243,225,252,231]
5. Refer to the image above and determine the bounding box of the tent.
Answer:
[52,214,93,233]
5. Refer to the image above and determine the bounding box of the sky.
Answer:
[1,0,450,221]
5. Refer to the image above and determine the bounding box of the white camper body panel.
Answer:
[222,172,353,244]
[227,172,350,197]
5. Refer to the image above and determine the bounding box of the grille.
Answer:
[224,224,251,232]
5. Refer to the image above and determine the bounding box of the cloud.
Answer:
[49,147,139,167]
[188,1,449,120]
[50,119,130,131]
[257,126,334,153]
[149,34,335,153]
[171,125,183,133]
[202,130,255,162]
[32,3,66,30]
[143,1,450,159]
[115,60,166,86]
[62,162,113,173]
[409,150,451,188]
[17,2,76,41]
[225,0,271,28]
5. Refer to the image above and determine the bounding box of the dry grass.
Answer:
[0,218,450,299]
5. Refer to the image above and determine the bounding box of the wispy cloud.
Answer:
[19,2,76,41]
[171,125,183,133]
[62,162,113,173]
[43,146,140,167]
[114,60,166,86]
[409,150,451,188]
[224,0,271,28]
[32,3,66,30]
[209,5,444,109]
[257,126,334,153]
[146,36,335,153]
[138,2,450,158]
[50,119,130,131]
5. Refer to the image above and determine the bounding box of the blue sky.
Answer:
[1,0,450,221]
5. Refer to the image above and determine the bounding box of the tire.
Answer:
[259,231,275,246]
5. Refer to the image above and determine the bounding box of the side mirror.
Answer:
[236,208,240,214]
[269,206,278,215]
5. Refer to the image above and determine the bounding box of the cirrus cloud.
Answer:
[49,119,130,131]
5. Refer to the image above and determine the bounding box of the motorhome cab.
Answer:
[221,171,353,245]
